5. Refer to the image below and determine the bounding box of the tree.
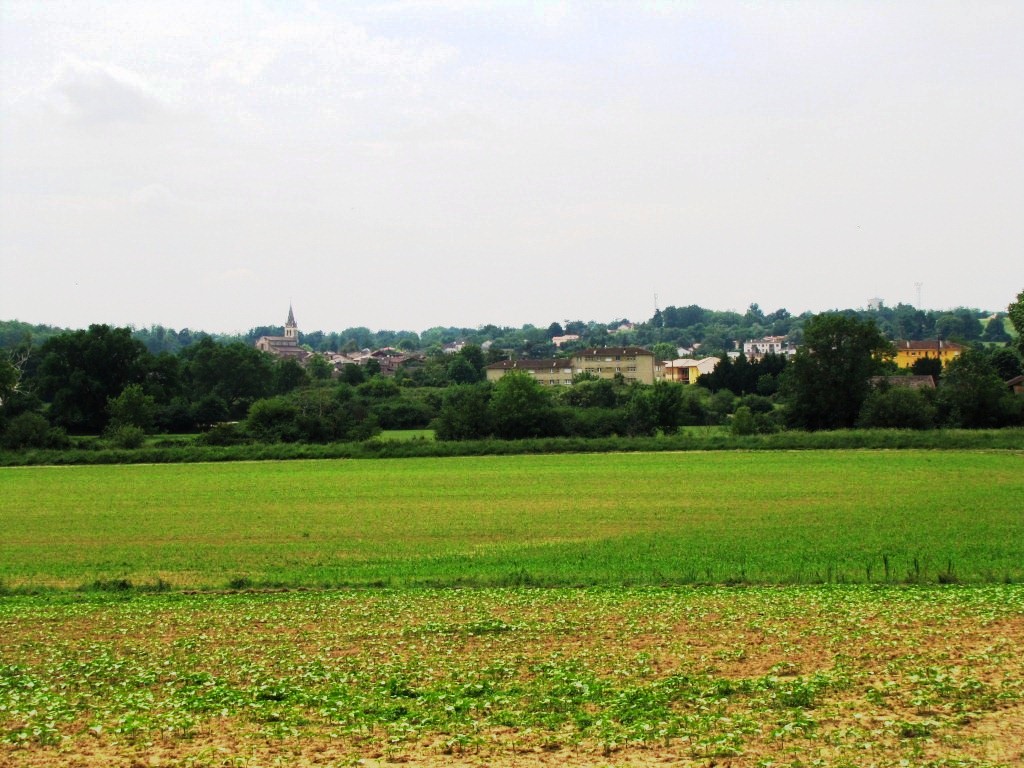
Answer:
[35,325,150,433]
[650,342,677,363]
[434,383,492,440]
[1009,290,1024,357]
[937,350,1021,428]
[180,338,275,419]
[306,355,334,383]
[1,411,70,450]
[910,356,943,380]
[781,314,892,431]
[106,384,156,432]
[488,372,556,440]
[982,314,1011,343]
[986,347,1023,381]
[857,386,936,430]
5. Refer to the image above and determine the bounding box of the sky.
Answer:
[1,1,1022,335]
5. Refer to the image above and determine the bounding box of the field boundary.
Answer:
[2,427,1023,466]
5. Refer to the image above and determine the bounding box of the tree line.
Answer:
[1,292,1021,451]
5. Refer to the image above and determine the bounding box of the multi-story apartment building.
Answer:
[486,347,656,386]
[892,339,964,369]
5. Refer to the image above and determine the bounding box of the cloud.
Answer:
[44,57,166,125]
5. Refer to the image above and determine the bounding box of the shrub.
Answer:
[197,422,248,446]
[858,387,937,430]
[1,412,71,450]
[105,424,146,449]
[731,406,757,436]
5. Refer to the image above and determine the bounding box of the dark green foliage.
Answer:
[857,386,937,430]
[488,373,557,440]
[937,350,1023,428]
[1009,289,1024,357]
[730,406,757,436]
[338,363,365,385]
[910,356,943,379]
[982,314,1011,343]
[357,376,401,400]
[782,314,892,431]
[106,384,156,432]
[371,399,435,430]
[446,344,486,384]
[560,378,621,409]
[434,383,492,441]
[35,325,149,434]
[273,358,309,392]
[245,397,301,443]
[196,422,248,446]
[245,386,380,444]
[1,412,70,450]
[180,338,275,420]
[698,354,788,396]
[105,424,146,449]
[986,347,1023,381]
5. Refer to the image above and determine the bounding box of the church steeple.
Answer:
[284,304,299,340]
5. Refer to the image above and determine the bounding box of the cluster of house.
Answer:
[254,307,419,375]
[256,307,988,389]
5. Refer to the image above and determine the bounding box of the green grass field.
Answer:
[2,450,1022,590]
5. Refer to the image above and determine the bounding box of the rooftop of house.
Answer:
[576,347,653,357]
[869,375,937,389]
[485,359,573,371]
[893,339,965,351]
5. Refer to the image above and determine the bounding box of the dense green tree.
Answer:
[181,338,275,419]
[982,314,1012,343]
[1009,290,1024,357]
[937,350,1022,428]
[781,314,892,431]
[35,325,150,433]
[648,381,686,434]
[559,378,620,409]
[623,386,658,436]
[305,355,333,382]
[986,347,1023,381]
[447,355,481,385]
[857,386,936,430]
[1,411,70,450]
[910,356,943,380]
[434,383,493,440]
[488,372,556,440]
[106,384,156,432]
[274,358,310,393]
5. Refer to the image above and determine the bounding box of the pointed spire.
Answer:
[287,303,296,327]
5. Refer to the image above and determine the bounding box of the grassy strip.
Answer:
[2,427,1022,466]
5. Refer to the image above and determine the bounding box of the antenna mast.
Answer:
[914,282,923,308]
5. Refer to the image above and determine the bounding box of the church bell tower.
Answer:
[284,304,299,341]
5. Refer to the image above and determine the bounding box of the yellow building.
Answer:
[892,339,964,369]
[572,347,656,384]
[662,357,719,384]
[485,359,575,386]
[485,347,657,386]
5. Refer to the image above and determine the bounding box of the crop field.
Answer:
[1,450,1023,590]
[2,449,1024,766]
[2,587,1023,767]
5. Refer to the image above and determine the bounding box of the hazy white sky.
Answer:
[2,1,1022,334]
